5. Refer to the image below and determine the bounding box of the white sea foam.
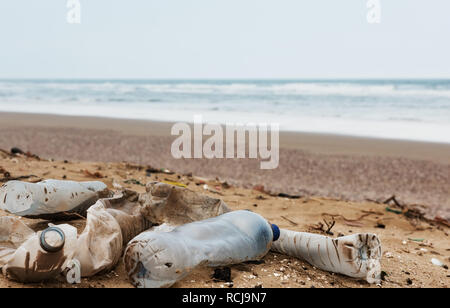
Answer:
[0,80,449,143]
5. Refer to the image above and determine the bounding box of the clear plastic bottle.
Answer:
[124,210,275,288]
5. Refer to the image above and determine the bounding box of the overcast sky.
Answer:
[0,0,449,79]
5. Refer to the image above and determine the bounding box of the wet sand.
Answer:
[0,112,449,221]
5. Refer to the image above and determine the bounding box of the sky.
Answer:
[0,0,449,79]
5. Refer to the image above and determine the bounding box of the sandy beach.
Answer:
[2,0,449,291]
[0,112,449,222]
[0,146,449,288]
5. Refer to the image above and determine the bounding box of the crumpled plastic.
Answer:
[0,181,231,283]
[0,216,78,283]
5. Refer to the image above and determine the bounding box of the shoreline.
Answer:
[0,111,449,221]
[1,112,450,164]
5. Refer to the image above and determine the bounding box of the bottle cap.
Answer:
[271,224,280,241]
[40,226,65,253]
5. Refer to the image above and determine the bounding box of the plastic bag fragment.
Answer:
[139,182,231,225]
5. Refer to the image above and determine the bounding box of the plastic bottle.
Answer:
[0,179,108,218]
[0,218,78,283]
[271,229,382,283]
[124,210,276,288]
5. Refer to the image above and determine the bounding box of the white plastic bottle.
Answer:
[124,210,275,288]
[0,179,108,218]
[271,229,382,283]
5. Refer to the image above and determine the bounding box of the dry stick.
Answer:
[322,212,377,228]
[280,215,298,226]
[383,195,403,208]
[61,211,86,220]
[0,149,13,156]
[323,218,335,235]
[0,175,38,182]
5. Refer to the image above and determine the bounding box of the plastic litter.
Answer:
[124,210,274,288]
[0,182,233,282]
[139,182,231,225]
[271,229,382,284]
[0,217,78,283]
[65,259,81,284]
[0,179,109,219]
[73,190,153,277]
[0,179,385,287]
[431,258,445,267]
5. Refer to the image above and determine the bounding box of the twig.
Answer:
[280,215,298,226]
[0,175,38,182]
[323,218,335,235]
[61,211,86,220]
[383,195,403,208]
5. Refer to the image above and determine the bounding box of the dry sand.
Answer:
[0,151,448,288]
[0,112,449,221]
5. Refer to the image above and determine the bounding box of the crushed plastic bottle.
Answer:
[0,179,108,219]
[124,210,275,288]
[0,217,78,283]
[271,229,382,284]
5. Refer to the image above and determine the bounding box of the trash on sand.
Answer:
[146,167,174,175]
[375,222,386,229]
[0,179,387,287]
[0,182,233,283]
[271,229,382,284]
[72,190,153,277]
[124,210,274,288]
[124,179,145,186]
[139,182,231,225]
[408,238,425,243]
[385,206,403,215]
[83,169,104,178]
[10,147,24,155]
[431,258,445,268]
[162,180,187,188]
[276,193,301,199]
[0,179,109,219]
[65,259,81,284]
[0,217,78,283]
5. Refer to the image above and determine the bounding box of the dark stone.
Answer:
[11,147,24,155]
[212,267,232,283]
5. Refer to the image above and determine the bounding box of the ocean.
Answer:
[0,79,449,143]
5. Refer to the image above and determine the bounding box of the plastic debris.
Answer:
[271,229,382,284]
[161,180,187,188]
[0,217,78,283]
[408,238,425,242]
[73,190,152,277]
[431,258,445,267]
[65,259,81,284]
[139,182,231,225]
[0,179,109,219]
[124,210,273,288]
[0,179,387,287]
[124,179,145,186]
[0,182,232,283]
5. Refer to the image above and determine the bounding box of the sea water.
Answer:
[0,79,449,143]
